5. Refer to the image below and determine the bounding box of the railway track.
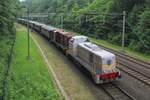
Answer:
[101,83,136,100]
[119,63,150,86]
[116,53,150,70]
[118,57,150,78]
[96,44,150,70]
[96,44,150,86]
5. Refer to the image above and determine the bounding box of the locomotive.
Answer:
[18,18,121,84]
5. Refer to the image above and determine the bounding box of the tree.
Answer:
[20,0,150,54]
[0,0,19,98]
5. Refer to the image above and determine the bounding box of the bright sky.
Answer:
[20,0,26,2]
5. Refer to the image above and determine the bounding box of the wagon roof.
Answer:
[56,30,75,35]
[32,21,45,26]
[55,29,65,33]
[42,25,57,30]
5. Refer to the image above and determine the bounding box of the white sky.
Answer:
[20,0,26,2]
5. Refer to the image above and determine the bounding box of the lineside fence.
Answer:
[1,33,16,100]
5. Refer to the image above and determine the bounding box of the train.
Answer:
[18,18,121,84]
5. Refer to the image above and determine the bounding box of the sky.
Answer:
[20,0,26,2]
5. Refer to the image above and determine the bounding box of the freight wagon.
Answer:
[54,30,74,51]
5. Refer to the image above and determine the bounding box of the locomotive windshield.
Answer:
[85,39,90,42]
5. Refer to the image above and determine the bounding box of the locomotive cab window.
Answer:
[85,39,90,42]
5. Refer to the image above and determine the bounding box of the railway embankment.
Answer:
[6,24,61,100]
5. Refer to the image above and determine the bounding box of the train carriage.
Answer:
[29,21,34,28]
[41,25,51,38]
[41,25,57,41]
[33,22,43,32]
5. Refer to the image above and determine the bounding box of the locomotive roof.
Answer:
[72,35,88,39]
[79,42,115,59]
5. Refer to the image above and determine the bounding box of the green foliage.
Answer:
[136,8,150,53]
[22,0,150,54]
[0,0,19,98]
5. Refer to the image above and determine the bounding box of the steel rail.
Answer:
[101,83,136,100]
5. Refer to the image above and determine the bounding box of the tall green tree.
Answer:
[21,0,150,54]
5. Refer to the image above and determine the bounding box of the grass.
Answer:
[90,38,150,62]
[6,24,60,100]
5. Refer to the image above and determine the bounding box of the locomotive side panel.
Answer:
[77,45,92,65]
[94,55,102,74]
[77,44,102,75]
